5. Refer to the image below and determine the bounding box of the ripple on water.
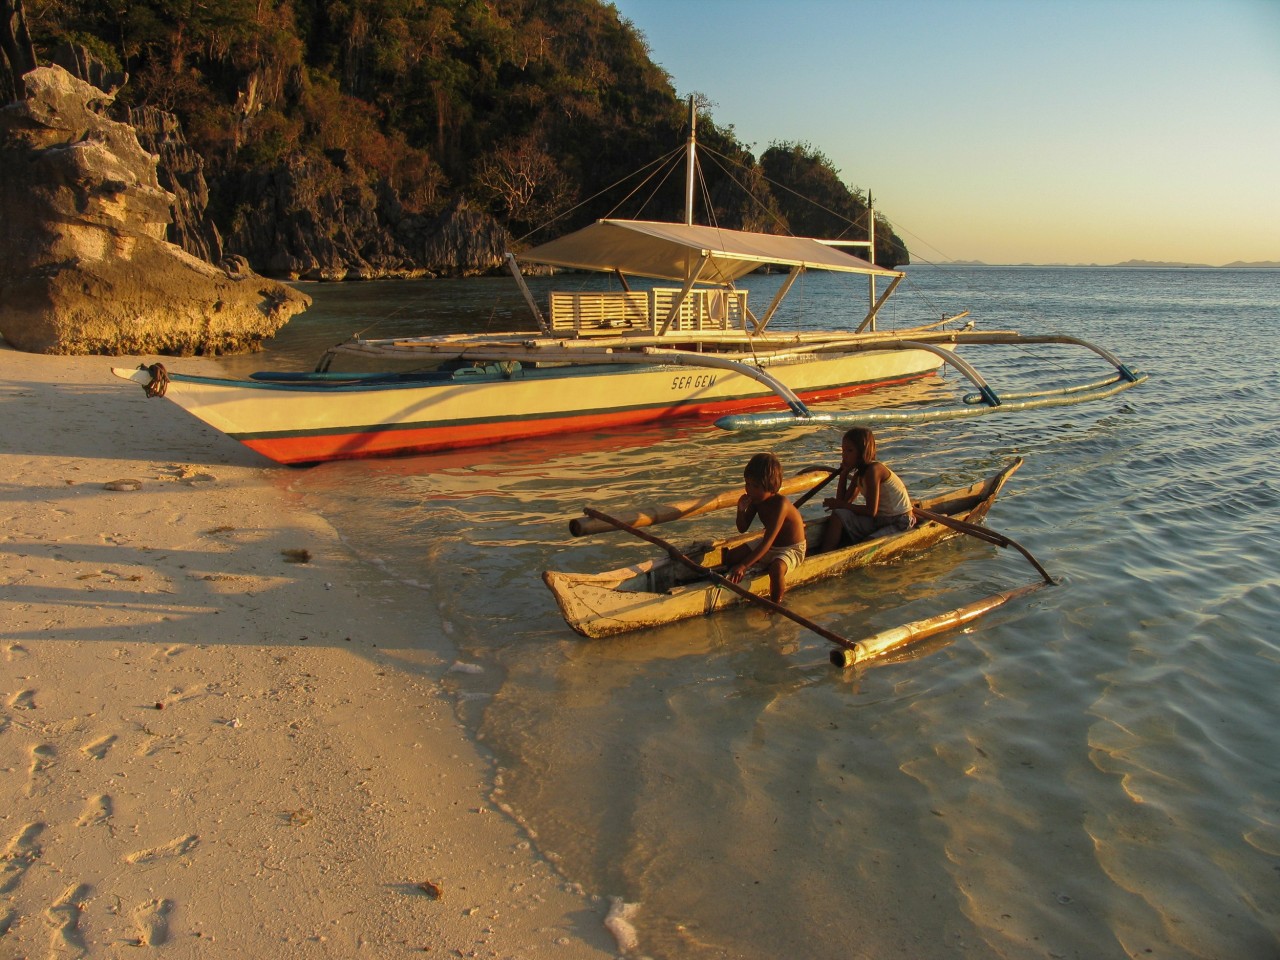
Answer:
[278,269,1280,960]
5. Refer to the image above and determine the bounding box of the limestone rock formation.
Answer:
[220,154,511,281]
[46,43,224,264]
[416,198,509,278]
[125,104,224,264]
[0,65,309,355]
[220,154,421,280]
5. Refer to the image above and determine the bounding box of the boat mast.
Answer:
[685,95,696,226]
[867,192,877,331]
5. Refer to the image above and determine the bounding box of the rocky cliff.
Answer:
[0,65,309,355]
[219,157,510,281]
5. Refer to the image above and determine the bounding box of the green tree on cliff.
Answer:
[7,0,909,271]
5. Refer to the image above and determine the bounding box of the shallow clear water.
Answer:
[236,267,1280,958]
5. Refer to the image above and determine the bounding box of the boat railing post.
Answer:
[754,269,802,333]
[855,273,904,333]
[658,255,710,335]
[505,252,551,336]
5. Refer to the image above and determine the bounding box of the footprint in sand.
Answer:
[0,822,45,894]
[44,882,92,955]
[134,731,177,758]
[26,744,55,797]
[150,644,186,662]
[5,642,29,661]
[9,688,36,710]
[76,795,113,830]
[124,834,200,866]
[80,735,117,761]
[171,683,208,703]
[131,897,174,946]
[148,683,208,713]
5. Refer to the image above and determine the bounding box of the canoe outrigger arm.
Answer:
[542,346,814,418]
[640,348,812,416]
[716,331,1146,431]
[894,340,1001,407]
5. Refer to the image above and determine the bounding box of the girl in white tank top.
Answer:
[819,427,915,551]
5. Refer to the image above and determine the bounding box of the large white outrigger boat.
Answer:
[115,102,1144,465]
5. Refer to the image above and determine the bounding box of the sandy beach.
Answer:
[0,344,619,958]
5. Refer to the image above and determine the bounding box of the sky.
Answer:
[611,0,1280,265]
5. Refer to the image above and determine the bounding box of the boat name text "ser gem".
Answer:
[672,374,717,391]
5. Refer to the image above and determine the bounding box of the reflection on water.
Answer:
[273,268,1280,959]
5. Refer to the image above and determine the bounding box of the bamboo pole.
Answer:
[570,468,833,536]
[830,581,1047,668]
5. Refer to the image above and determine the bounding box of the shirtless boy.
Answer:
[723,452,808,603]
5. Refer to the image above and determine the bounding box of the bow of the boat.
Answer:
[112,365,153,386]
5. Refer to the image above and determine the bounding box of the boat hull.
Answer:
[114,348,940,465]
[543,460,1022,638]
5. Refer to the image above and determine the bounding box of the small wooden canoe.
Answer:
[543,458,1024,638]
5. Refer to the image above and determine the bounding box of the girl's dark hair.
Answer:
[744,452,783,492]
[842,427,877,469]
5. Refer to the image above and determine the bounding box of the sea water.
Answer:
[225,267,1280,959]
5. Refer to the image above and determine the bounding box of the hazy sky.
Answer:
[611,0,1280,265]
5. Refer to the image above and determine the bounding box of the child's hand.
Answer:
[727,564,746,584]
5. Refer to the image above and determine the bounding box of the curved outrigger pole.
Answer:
[715,332,1147,433]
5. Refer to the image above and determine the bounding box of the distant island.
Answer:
[1110,259,1280,268]
[933,259,1280,269]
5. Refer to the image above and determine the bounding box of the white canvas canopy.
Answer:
[517,219,904,286]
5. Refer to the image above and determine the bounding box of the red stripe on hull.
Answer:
[242,372,933,465]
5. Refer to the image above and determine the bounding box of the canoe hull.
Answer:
[113,347,939,465]
[543,460,1023,638]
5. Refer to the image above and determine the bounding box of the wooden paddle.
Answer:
[912,506,1056,584]
[790,465,839,509]
[582,507,860,652]
[570,467,833,536]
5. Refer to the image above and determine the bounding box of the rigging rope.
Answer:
[514,144,687,245]
[144,363,168,397]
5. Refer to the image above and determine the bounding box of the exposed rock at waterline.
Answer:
[419,198,508,278]
[219,160,509,280]
[220,154,419,280]
[0,65,309,355]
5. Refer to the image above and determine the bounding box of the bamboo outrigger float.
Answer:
[544,459,1034,645]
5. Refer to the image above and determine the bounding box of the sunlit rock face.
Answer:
[0,65,309,356]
